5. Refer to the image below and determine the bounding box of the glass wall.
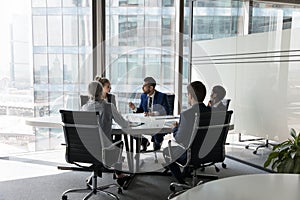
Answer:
[105,0,177,113]
[2,0,300,155]
[190,0,242,41]
[31,0,93,151]
[191,0,300,141]
[0,0,93,155]
[0,0,34,155]
[250,1,300,33]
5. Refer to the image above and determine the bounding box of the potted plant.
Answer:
[264,128,300,173]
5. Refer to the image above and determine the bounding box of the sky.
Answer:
[0,0,31,79]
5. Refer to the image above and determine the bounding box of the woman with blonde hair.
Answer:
[94,76,122,144]
[82,81,130,186]
[94,76,116,106]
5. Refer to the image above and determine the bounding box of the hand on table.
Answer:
[128,102,135,110]
[144,111,159,117]
[172,121,178,128]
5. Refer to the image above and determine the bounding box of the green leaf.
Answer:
[267,128,300,173]
[274,141,291,150]
[277,143,292,152]
[272,159,280,171]
[290,128,297,138]
[291,151,297,159]
[264,152,279,167]
[278,159,294,173]
[293,157,300,174]
[285,159,295,173]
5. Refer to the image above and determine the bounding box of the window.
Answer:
[0,0,93,155]
[250,1,300,34]
[106,0,177,113]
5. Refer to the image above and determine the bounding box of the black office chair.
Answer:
[167,94,175,115]
[80,95,89,107]
[222,98,231,110]
[58,110,123,200]
[166,110,233,199]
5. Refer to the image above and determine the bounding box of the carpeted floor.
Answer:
[0,139,274,200]
[0,156,268,200]
[225,142,274,172]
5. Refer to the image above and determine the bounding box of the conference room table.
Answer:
[25,113,177,173]
[25,113,234,189]
[172,173,300,200]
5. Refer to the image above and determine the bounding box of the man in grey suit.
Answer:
[163,81,211,184]
[208,85,227,111]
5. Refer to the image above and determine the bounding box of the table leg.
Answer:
[135,136,141,172]
[122,135,136,190]
[130,135,135,172]
[123,134,133,172]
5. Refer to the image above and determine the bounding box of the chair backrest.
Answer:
[167,94,175,115]
[80,95,89,107]
[60,110,104,165]
[222,99,231,110]
[190,110,233,167]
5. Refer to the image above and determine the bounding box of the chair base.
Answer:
[237,133,275,154]
[168,181,204,200]
[167,188,188,200]
[245,139,275,154]
[61,172,121,200]
[61,187,120,200]
[168,170,219,199]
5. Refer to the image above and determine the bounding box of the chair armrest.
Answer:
[175,148,191,168]
[167,140,173,161]
[102,141,124,167]
[166,140,184,160]
[104,140,123,151]
[166,140,191,168]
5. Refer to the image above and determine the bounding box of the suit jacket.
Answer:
[173,103,211,148]
[107,93,116,107]
[135,90,171,115]
[212,101,227,111]
[82,99,128,145]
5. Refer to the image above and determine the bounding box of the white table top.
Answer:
[25,114,176,135]
[25,116,62,128]
[173,174,300,200]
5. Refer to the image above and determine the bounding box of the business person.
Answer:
[94,76,121,143]
[163,81,211,184]
[208,85,227,111]
[94,76,116,106]
[82,81,130,186]
[128,77,171,151]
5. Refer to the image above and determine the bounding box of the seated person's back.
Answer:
[164,81,211,184]
[82,81,128,144]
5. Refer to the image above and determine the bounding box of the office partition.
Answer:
[192,28,300,142]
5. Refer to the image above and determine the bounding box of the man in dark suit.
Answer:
[163,81,211,184]
[208,85,227,111]
[129,77,171,151]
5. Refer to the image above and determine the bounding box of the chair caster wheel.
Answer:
[215,167,220,172]
[170,185,175,191]
[245,146,249,149]
[253,150,257,154]
[118,188,123,194]
[62,195,68,200]
[222,163,227,168]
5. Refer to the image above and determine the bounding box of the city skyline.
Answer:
[0,0,31,80]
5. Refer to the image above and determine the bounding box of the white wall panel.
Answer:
[192,28,300,141]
